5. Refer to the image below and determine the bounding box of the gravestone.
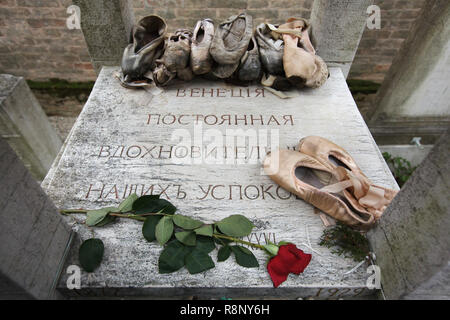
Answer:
[0,138,73,300]
[42,66,397,299]
[0,74,62,181]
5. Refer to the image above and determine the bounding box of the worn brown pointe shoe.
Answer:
[297,136,398,221]
[255,23,285,76]
[191,19,215,75]
[237,36,262,82]
[120,15,167,88]
[154,29,193,85]
[263,149,375,228]
[162,29,193,73]
[210,13,253,79]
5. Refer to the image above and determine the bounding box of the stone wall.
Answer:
[0,0,426,82]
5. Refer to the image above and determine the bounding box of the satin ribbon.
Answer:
[267,23,304,39]
[320,168,390,212]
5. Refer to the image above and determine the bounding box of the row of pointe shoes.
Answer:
[264,136,398,230]
[119,13,329,93]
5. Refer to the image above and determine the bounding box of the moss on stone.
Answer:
[346,79,381,95]
[27,79,94,100]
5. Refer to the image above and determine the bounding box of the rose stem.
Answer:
[213,234,265,250]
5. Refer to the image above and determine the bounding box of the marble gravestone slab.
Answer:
[42,67,397,299]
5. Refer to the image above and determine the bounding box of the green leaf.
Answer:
[95,215,116,227]
[155,216,174,245]
[118,193,139,212]
[173,214,203,230]
[158,240,190,274]
[195,236,216,254]
[278,241,292,246]
[217,215,254,237]
[213,236,232,246]
[194,225,213,237]
[217,246,232,262]
[132,195,177,215]
[175,231,196,246]
[185,249,215,274]
[142,215,163,242]
[79,239,104,273]
[86,207,118,227]
[231,246,259,268]
[238,246,253,255]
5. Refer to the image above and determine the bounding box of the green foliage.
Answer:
[217,215,255,237]
[132,195,177,215]
[346,79,380,95]
[85,207,118,227]
[383,152,417,187]
[231,246,259,268]
[194,225,213,237]
[155,216,174,245]
[77,194,261,277]
[185,249,215,274]
[175,231,196,246]
[79,239,104,273]
[158,240,190,274]
[142,215,163,242]
[173,214,203,229]
[118,193,138,212]
[218,246,232,262]
[319,223,370,262]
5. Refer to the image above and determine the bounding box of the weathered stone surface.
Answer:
[43,67,397,299]
[310,0,373,78]
[368,130,450,300]
[72,0,135,74]
[0,74,62,181]
[0,138,73,300]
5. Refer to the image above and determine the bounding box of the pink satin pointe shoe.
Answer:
[297,136,398,221]
[264,149,375,228]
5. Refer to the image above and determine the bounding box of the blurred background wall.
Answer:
[0,0,426,83]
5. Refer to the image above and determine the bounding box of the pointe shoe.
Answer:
[255,23,285,76]
[264,149,375,228]
[297,136,398,221]
[191,19,215,75]
[153,29,193,86]
[210,13,253,65]
[210,13,253,79]
[274,18,328,89]
[237,37,262,82]
[163,29,192,73]
[121,15,167,87]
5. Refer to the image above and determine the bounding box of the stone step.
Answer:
[42,67,397,299]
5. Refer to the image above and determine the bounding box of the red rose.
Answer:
[267,244,312,288]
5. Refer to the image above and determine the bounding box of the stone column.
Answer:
[72,0,135,73]
[309,0,373,78]
[0,74,62,181]
[0,138,74,299]
[369,0,450,145]
[367,129,450,299]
